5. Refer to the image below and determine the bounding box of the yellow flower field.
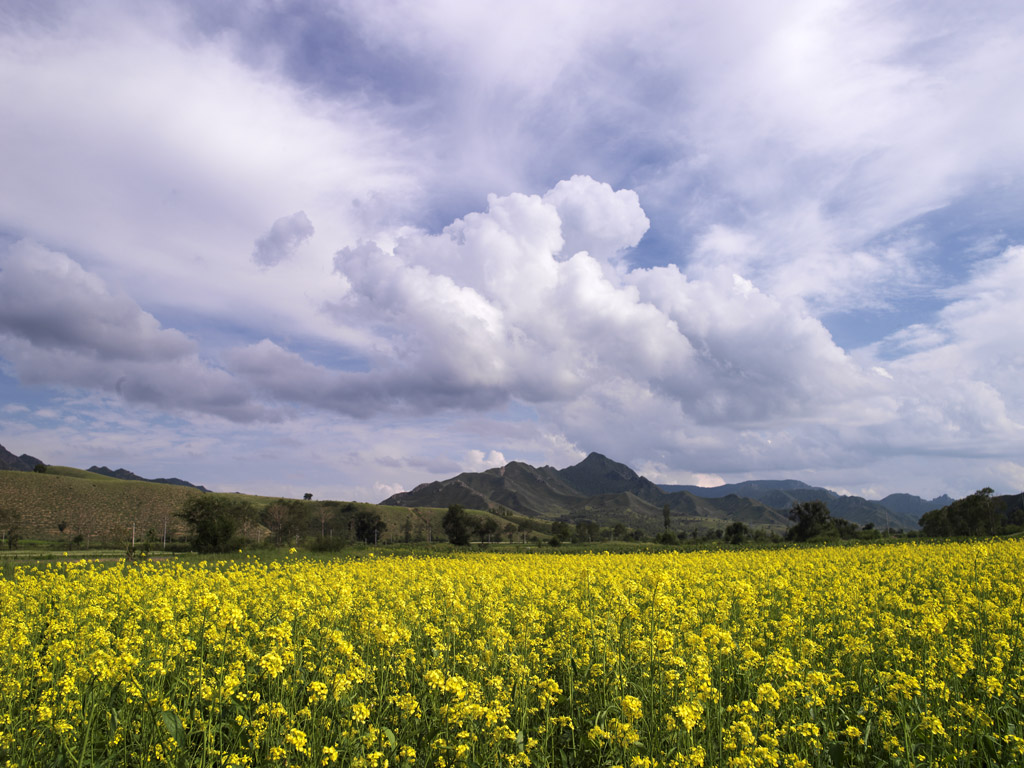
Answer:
[1,542,1022,767]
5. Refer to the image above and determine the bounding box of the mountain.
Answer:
[667,479,940,531]
[0,443,208,492]
[879,493,954,522]
[559,452,665,502]
[383,452,967,533]
[0,442,45,472]
[88,465,211,493]
[382,452,790,534]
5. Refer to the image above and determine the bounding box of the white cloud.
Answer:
[464,449,507,473]
[0,241,269,421]
[0,240,195,362]
[0,3,419,344]
[3,0,1024,501]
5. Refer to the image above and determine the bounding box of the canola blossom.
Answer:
[1,542,1022,767]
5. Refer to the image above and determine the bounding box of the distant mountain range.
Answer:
[660,479,953,529]
[0,441,210,492]
[1,440,955,534]
[86,466,211,493]
[0,443,45,472]
[382,452,946,534]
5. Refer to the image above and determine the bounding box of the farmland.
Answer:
[0,467,532,550]
[0,466,199,546]
[2,541,1022,766]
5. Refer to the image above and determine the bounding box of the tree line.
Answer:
[171,487,1024,553]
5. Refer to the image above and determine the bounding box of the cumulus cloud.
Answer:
[252,211,315,267]
[543,176,650,267]
[230,177,873,434]
[4,0,1024,499]
[465,449,507,472]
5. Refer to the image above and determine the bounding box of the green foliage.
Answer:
[787,500,864,542]
[474,516,500,542]
[786,500,833,541]
[724,521,749,545]
[442,505,470,546]
[179,496,256,552]
[0,507,21,549]
[353,509,387,544]
[919,488,1004,537]
[261,499,312,545]
[32,463,46,474]
[574,519,601,542]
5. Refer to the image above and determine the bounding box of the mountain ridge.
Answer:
[0,443,44,472]
[0,441,956,533]
[87,465,211,493]
[381,452,934,533]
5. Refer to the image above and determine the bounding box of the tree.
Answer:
[476,516,500,543]
[303,493,313,501]
[662,504,671,531]
[657,530,678,545]
[503,522,519,543]
[724,521,749,545]
[0,508,21,549]
[262,499,311,544]
[576,519,600,542]
[550,521,572,545]
[353,509,387,544]
[33,463,47,473]
[786,500,832,542]
[920,488,1000,537]
[442,505,471,546]
[178,496,255,552]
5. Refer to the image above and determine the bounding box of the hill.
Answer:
[0,466,201,545]
[0,464,524,549]
[659,479,814,497]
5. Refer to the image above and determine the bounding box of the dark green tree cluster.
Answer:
[919,488,1024,537]
[724,521,749,545]
[786,500,859,542]
[178,496,256,552]
[442,505,471,546]
[262,499,312,545]
[0,507,21,549]
[353,509,387,544]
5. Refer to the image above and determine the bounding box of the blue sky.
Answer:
[1,0,1022,501]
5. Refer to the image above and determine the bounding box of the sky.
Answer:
[1,0,1023,503]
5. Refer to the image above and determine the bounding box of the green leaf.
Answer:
[162,710,186,746]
